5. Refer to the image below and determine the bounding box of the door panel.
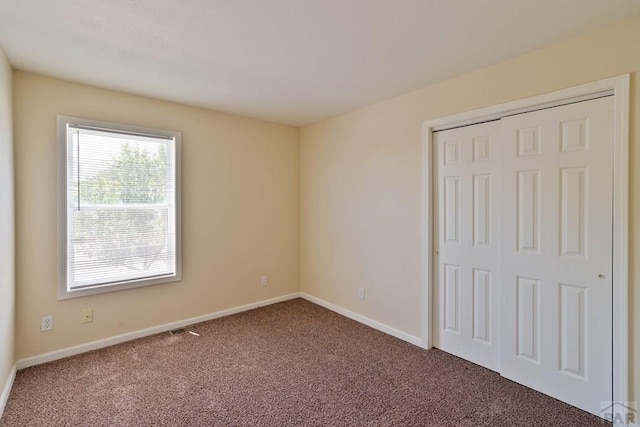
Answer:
[515,276,539,362]
[499,97,613,416]
[472,268,491,342]
[516,170,540,252]
[434,121,501,371]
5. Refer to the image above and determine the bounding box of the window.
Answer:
[57,116,181,299]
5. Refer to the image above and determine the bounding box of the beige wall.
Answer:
[0,47,15,400]
[300,16,640,401]
[14,72,299,359]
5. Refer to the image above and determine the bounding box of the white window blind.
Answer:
[58,117,181,298]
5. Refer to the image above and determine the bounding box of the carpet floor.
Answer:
[1,298,608,426]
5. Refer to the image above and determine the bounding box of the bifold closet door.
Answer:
[433,121,502,372]
[499,96,613,416]
[433,96,614,416]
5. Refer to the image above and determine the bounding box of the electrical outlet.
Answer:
[261,276,268,287]
[358,287,365,300]
[41,315,53,331]
[82,308,93,323]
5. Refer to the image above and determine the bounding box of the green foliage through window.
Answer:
[79,143,168,205]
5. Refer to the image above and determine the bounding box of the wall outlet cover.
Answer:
[41,315,53,331]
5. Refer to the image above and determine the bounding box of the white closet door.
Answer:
[433,121,502,371]
[499,97,613,416]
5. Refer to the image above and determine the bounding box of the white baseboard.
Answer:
[16,292,301,370]
[299,292,424,347]
[16,292,423,371]
[0,365,16,418]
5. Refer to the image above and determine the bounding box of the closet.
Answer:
[433,96,613,416]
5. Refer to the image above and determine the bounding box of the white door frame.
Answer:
[421,74,630,405]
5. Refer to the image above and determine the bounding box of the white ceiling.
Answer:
[1,1,639,126]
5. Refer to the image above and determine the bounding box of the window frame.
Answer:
[57,115,182,299]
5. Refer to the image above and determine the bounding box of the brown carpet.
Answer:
[1,298,607,426]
